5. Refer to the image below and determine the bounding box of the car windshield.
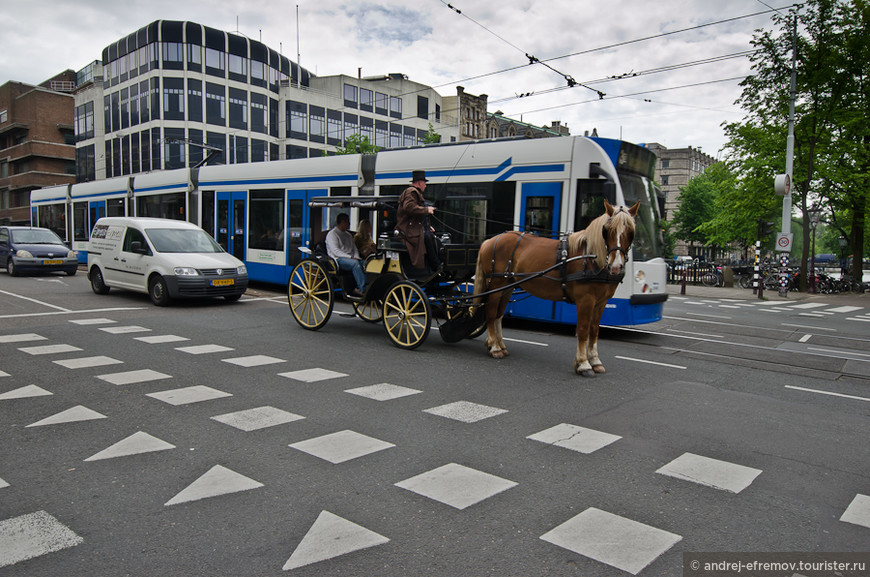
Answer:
[145,228,224,253]
[10,229,65,244]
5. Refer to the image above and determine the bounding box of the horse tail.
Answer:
[473,237,493,307]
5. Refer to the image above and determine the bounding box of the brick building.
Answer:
[0,72,77,225]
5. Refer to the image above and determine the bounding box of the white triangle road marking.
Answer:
[26,405,107,427]
[164,465,263,506]
[84,431,176,462]
[283,510,389,570]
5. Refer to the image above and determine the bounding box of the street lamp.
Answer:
[839,235,848,275]
[808,208,821,293]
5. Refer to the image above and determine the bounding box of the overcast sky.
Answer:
[1,0,794,157]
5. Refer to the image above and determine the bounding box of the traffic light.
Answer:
[758,220,775,238]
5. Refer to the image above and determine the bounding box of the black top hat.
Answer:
[411,170,428,182]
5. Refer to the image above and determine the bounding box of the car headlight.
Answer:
[15,249,33,258]
[67,250,77,258]
[237,265,247,275]
[174,267,200,276]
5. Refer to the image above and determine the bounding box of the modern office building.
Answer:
[73,20,459,182]
[0,72,77,225]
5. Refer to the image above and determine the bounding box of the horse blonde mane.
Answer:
[567,206,636,268]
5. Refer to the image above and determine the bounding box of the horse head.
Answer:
[602,200,639,275]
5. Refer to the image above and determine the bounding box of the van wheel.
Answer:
[149,275,171,306]
[90,267,110,294]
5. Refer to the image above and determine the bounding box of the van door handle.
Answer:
[119,258,126,263]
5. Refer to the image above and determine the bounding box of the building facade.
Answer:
[0,72,77,225]
[645,142,717,257]
[74,20,459,182]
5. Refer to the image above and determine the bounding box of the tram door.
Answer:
[89,201,106,231]
[216,191,246,261]
[286,189,325,268]
[519,182,561,238]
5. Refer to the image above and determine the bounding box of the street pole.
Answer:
[776,13,798,297]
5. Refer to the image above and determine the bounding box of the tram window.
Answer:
[574,179,610,231]
[107,199,125,217]
[249,190,284,251]
[73,202,88,242]
[137,192,185,221]
[38,204,67,241]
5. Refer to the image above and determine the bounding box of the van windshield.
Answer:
[145,228,224,253]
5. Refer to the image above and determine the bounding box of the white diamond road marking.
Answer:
[84,431,176,461]
[99,325,152,334]
[53,356,123,369]
[69,318,116,325]
[345,383,422,401]
[527,424,622,454]
[164,465,263,506]
[789,303,828,309]
[96,369,172,386]
[222,355,286,367]
[135,334,190,344]
[147,385,232,406]
[423,400,507,423]
[840,494,870,529]
[18,344,83,356]
[211,406,304,431]
[0,385,53,400]
[395,463,517,510]
[826,305,863,313]
[540,507,682,575]
[0,510,84,568]
[656,453,762,494]
[283,511,390,570]
[175,344,234,355]
[26,405,107,428]
[0,333,46,344]
[279,368,348,382]
[290,430,395,464]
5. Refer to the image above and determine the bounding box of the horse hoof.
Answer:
[578,369,596,378]
[592,364,606,374]
[490,350,505,359]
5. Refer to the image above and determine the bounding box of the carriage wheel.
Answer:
[353,299,383,323]
[444,289,486,340]
[383,281,431,350]
[288,260,334,330]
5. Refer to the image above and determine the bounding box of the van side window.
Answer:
[122,228,150,254]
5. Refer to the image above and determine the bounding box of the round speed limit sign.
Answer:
[776,233,793,251]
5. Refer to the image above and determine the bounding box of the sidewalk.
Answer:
[666,281,869,307]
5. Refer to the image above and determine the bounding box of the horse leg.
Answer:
[484,293,510,358]
[574,297,596,377]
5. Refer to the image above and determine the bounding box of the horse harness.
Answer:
[486,230,626,304]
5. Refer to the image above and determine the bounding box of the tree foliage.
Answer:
[720,0,869,284]
[332,133,379,155]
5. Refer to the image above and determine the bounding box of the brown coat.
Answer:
[395,185,429,268]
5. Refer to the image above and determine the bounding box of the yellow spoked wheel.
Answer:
[288,260,334,330]
[383,281,431,350]
[353,299,383,323]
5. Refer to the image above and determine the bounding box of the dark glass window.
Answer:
[206,82,226,126]
[309,105,325,143]
[151,128,161,170]
[105,140,113,177]
[75,102,95,141]
[344,83,357,108]
[130,84,139,126]
[75,144,96,183]
[164,127,185,169]
[103,95,111,133]
[141,131,151,172]
[269,98,279,138]
[360,88,373,112]
[287,145,307,159]
[187,44,202,72]
[327,109,342,145]
[131,132,140,173]
[390,123,401,148]
[251,93,267,134]
[163,77,184,120]
[375,92,387,116]
[122,134,130,174]
[250,59,266,88]
[360,116,374,145]
[150,78,160,121]
[375,120,388,148]
[228,87,247,130]
[111,92,120,132]
[390,96,402,119]
[162,42,183,69]
[112,137,121,177]
[188,78,202,122]
[206,131,225,165]
[435,104,441,122]
[228,54,247,82]
[229,135,247,164]
[344,114,358,145]
[120,88,130,129]
[288,101,307,139]
[205,48,225,77]
[417,95,428,120]
[188,129,203,167]
[139,80,150,123]
[251,139,266,162]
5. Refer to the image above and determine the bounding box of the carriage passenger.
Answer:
[326,213,366,297]
[354,219,377,259]
[396,170,441,272]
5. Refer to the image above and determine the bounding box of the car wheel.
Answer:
[149,275,171,306]
[66,269,77,277]
[7,259,18,277]
[224,293,242,302]
[89,267,110,294]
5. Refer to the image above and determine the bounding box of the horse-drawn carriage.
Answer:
[287,195,485,350]
[287,194,639,376]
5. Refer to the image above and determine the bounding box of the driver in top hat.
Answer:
[396,170,440,271]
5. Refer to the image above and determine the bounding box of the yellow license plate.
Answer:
[211,279,234,286]
[43,260,63,265]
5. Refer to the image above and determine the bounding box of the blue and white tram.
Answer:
[30,134,667,326]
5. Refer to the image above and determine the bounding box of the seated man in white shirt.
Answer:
[325,212,366,297]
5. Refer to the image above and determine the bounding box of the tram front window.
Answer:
[618,174,663,262]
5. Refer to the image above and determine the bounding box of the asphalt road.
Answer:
[1,273,869,576]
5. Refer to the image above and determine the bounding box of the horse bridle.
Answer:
[602,215,631,260]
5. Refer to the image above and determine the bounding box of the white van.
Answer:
[87,217,248,306]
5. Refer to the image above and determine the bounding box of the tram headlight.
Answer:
[174,267,199,276]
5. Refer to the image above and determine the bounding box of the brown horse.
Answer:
[473,200,639,376]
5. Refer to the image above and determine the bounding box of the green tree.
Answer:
[332,133,379,155]
[422,123,441,144]
[672,163,735,254]
[720,0,869,289]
